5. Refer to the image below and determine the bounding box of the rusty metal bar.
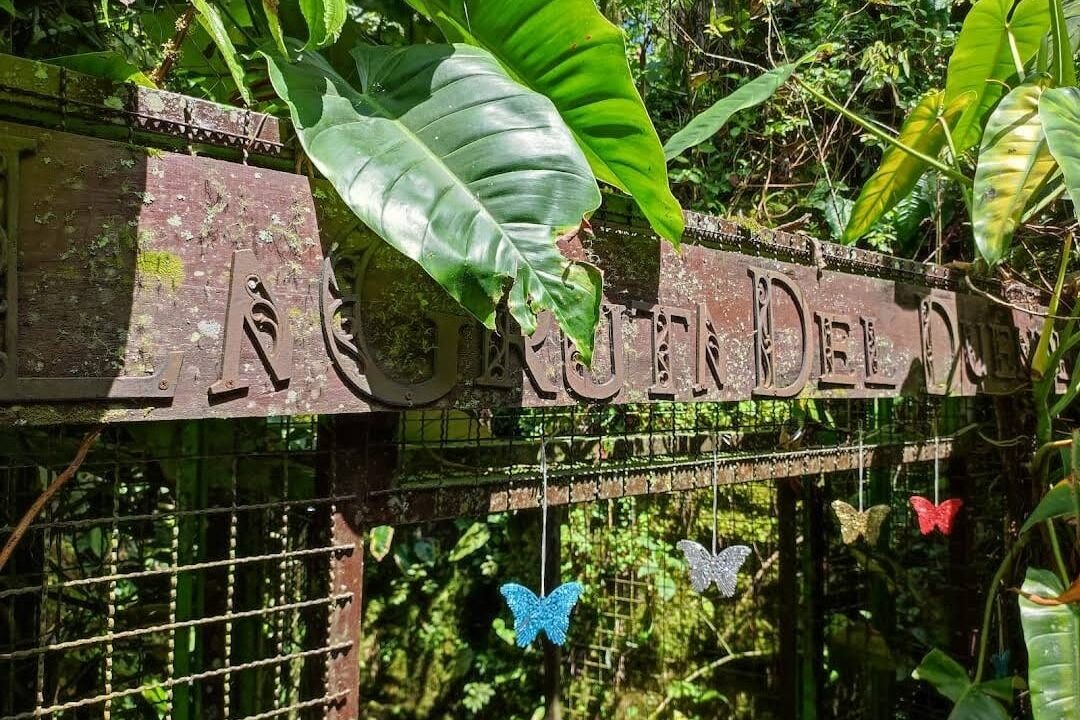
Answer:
[357,436,960,526]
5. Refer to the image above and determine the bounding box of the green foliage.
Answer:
[1019,569,1080,720]
[913,649,1011,719]
[1041,86,1080,221]
[370,525,395,562]
[264,43,604,362]
[405,0,684,246]
[191,0,252,105]
[300,0,347,48]
[943,0,1049,151]
[843,89,971,243]
[1021,477,1080,532]
[1051,0,1078,86]
[972,78,1056,266]
[48,50,156,86]
[663,55,810,161]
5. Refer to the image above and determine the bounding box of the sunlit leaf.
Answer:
[972,79,1056,265]
[663,56,811,161]
[262,0,289,56]
[843,90,971,243]
[449,522,491,562]
[1051,0,1078,86]
[301,0,346,49]
[264,44,604,362]
[1020,568,1080,720]
[1041,86,1080,221]
[192,0,252,105]
[405,0,684,246]
[944,0,1050,150]
[48,51,156,87]
[369,525,394,562]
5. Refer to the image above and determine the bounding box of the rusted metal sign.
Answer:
[0,58,1060,425]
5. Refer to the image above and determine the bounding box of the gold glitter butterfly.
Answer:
[831,501,891,545]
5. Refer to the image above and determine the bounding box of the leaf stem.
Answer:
[974,533,1031,685]
[1007,27,1027,80]
[1047,519,1071,585]
[795,77,972,187]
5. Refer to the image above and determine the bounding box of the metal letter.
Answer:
[209,249,293,397]
[750,268,812,398]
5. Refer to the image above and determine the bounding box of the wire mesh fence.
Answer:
[0,418,357,720]
[1,397,1009,719]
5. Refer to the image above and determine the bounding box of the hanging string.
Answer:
[933,415,940,506]
[711,437,719,556]
[858,421,865,513]
[539,435,549,598]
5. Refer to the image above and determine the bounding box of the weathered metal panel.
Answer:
[0,115,1058,425]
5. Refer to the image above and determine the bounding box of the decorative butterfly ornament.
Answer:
[500,437,585,648]
[500,581,583,647]
[676,541,751,597]
[831,500,890,545]
[909,496,963,535]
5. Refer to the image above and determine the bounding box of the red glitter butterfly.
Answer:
[909,496,963,536]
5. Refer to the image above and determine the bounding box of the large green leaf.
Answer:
[192,0,252,105]
[944,0,1050,150]
[48,52,156,87]
[1041,86,1080,220]
[842,90,971,243]
[664,59,804,161]
[405,0,684,246]
[1020,568,1080,720]
[300,0,346,49]
[264,44,604,362]
[913,649,1012,720]
[972,79,1056,265]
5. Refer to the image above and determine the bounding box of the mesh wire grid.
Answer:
[0,397,1012,719]
[0,417,357,720]
[357,397,1007,720]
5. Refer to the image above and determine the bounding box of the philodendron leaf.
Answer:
[300,0,346,49]
[842,90,972,243]
[972,79,1056,266]
[405,0,684,247]
[1020,568,1080,720]
[192,0,252,105]
[944,0,1050,151]
[1041,86,1080,221]
[664,56,810,161]
[264,44,604,363]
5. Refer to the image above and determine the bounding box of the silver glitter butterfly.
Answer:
[676,540,752,596]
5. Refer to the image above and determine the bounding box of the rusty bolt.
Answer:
[158,380,169,390]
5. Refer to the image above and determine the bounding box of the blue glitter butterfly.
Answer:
[499,581,584,647]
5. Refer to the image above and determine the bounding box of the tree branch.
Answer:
[0,426,104,573]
